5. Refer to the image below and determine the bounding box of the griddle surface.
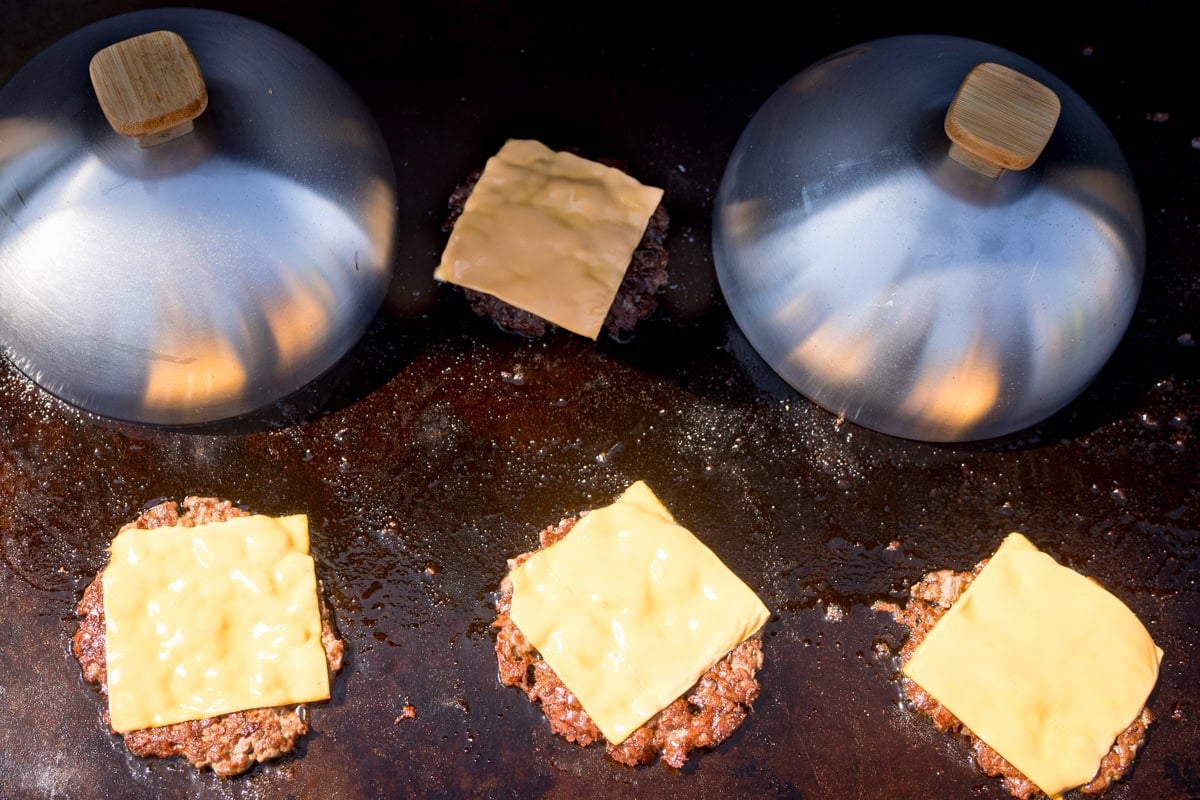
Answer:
[0,3,1196,798]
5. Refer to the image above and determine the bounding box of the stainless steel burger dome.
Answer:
[0,8,397,426]
[713,35,1144,442]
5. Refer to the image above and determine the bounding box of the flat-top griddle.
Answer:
[0,2,1196,798]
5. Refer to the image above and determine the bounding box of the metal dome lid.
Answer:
[713,35,1145,442]
[0,8,397,426]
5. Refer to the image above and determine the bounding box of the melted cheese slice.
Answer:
[903,533,1163,798]
[434,139,664,339]
[102,514,330,733]
[508,481,770,744]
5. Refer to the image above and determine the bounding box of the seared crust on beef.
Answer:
[892,563,1152,799]
[71,496,344,777]
[493,517,764,768]
[442,158,670,340]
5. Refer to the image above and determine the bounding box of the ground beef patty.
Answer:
[442,159,670,340]
[72,496,344,777]
[891,563,1152,799]
[493,517,764,768]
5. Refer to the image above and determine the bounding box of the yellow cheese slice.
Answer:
[434,139,664,339]
[508,481,770,744]
[902,532,1163,798]
[102,514,331,733]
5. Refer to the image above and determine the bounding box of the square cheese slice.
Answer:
[434,139,664,339]
[902,532,1163,798]
[508,481,770,744]
[102,514,331,733]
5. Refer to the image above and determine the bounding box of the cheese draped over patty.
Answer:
[102,514,330,733]
[903,532,1163,798]
[434,139,664,339]
[508,481,770,744]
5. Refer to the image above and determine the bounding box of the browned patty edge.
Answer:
[889,563,1153,800]
[71,496,345,777]
[493,516,765,769]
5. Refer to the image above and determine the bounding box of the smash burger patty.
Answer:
[892,563,1152,799]
[71,496,344,777]
[442,160,671,340]
[493,517,764,768]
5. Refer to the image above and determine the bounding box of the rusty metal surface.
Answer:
[0,2,1196,799]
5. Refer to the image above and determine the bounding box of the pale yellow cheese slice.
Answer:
[102,514,331,733]
[434,139,664,339]
[508,481,770,744]
[902,532,1163,798]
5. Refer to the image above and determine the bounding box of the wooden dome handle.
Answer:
[89,30,208,149]
[944,62,1061,179]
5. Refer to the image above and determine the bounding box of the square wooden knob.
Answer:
[944,62,1061,179]
[89,30,208,148]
